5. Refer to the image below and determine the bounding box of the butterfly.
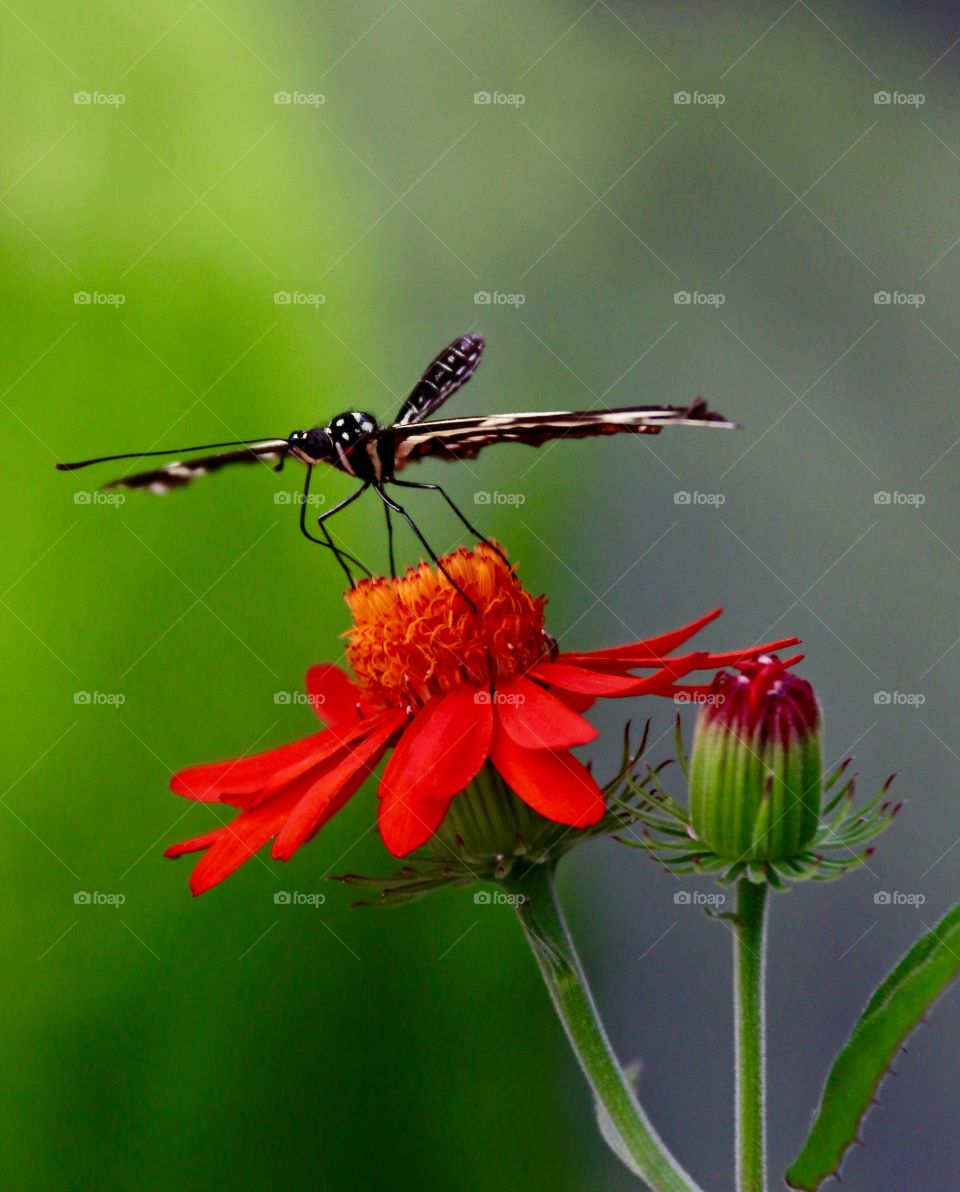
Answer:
[57,333,735,597]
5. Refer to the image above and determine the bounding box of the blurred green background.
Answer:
[3,2,960,1188]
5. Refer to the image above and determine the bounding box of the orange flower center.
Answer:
[344,544,549,708]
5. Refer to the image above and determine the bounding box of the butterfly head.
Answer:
[287,426,335,466]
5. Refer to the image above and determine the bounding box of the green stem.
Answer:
[505,862,700,1192]
[734,879,768,1192]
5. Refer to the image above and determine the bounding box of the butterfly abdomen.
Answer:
[396,333,485,426]
[418,334,483,395]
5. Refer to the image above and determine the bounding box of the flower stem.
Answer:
[734,879,768,1192]
[505,862,700,1192]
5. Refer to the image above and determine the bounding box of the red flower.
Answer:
[166,545,798,894]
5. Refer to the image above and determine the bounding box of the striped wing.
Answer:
[389,400,734,469]
[100,440,289,493]
[394,333,485,426]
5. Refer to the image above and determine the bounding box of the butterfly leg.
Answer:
[315,481,374,587]
[383,502,397,578]
[374,485,477,612]
[298,470,359,586]
[390,479,510,566]
[317,520,365,589]
[298,470,371,587]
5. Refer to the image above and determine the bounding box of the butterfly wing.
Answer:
[394,333,485,426]
[99,440,290,493]
[388,400,735,469]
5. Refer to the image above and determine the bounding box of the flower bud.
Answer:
[689,657,821,863]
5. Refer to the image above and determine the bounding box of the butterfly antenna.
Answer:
[55,437,281,472]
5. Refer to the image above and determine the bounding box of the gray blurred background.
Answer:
[2,1,958,1188]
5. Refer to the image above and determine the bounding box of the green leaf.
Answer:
[786,903,960,1189]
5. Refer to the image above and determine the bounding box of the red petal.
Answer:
[271,713,404,860]
[305,664,365,724]
[496,677,597,749]
[170,731,331,803]
[165,782,306,896]
[693,637,801,668]
[377,788,456,857]
[379,687,492,806]
[164,831,220,858]
[261,715,387,797]
[559,608,723,666]
[529,658,704,697]
[528,662,647,695]
[544,685,596,713]
[489,722,605,827]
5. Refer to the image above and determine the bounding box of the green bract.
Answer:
[333,762,630,905]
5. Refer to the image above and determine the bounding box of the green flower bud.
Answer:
[689,657,822,863]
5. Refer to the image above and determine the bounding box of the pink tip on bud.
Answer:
[699,655,820,748]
